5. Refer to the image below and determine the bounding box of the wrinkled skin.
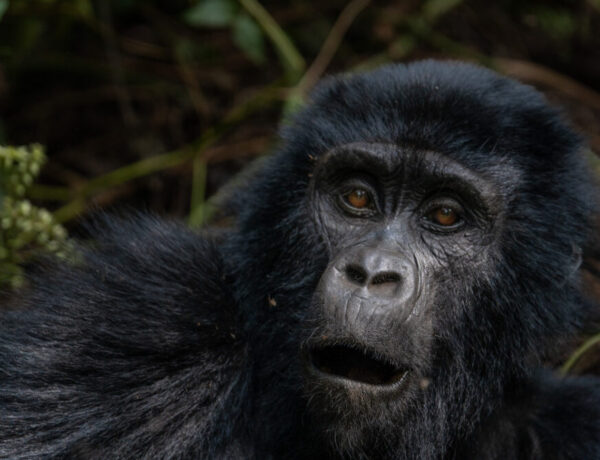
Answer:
[1,60,600,459]
[301,142,501,451]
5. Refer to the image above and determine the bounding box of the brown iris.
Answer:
[346,189,370,209]
[430,206,458,226]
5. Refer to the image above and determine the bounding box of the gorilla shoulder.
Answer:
[0,216,245,458]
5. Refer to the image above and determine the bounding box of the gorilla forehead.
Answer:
[282,60,581,174]
[313,142,511,201]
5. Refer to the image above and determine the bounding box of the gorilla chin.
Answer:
[301,338,422,456]
[301,337,420,436]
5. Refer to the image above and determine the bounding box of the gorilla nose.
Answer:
[341,249,414,299]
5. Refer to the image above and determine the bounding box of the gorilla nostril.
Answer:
[370,272,401,286]
[369,272,402,297]
[345,265,368,285]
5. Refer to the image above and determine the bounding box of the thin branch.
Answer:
[238,0,305,81]
[493,58,600,111]
[297,0,371,95]
[27,184,72,202]
[96,0,139,126]
[561,333,600,374]
[52,85,283,223]
[188,157,207,227]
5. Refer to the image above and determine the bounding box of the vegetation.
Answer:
[0,144,68,288]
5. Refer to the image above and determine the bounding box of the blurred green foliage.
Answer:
[0,1,8,21]
[0,145,69,288]
[183,0,266,65]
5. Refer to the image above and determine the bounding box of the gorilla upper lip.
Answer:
[304,342,408,387]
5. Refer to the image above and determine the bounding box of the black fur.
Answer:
[1,61,599,459]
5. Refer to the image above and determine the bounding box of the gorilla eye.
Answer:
[339,187,378,216]
[345,189,370,209]
[430,207,459,227]
[422,198,466,232]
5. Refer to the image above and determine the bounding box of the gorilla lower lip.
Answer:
[308,344,407,386]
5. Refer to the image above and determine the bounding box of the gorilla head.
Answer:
[225,60,595,457]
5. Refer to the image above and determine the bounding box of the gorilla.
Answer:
[1,60,599,460]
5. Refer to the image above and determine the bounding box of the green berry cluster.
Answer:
[1,144,45,197]
[0,144,70,288]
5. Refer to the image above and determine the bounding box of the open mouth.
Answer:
[306,343,408,386]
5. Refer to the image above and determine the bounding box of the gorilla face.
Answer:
[301,142,504,436]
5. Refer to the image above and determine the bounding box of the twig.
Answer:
[383,22,600,115]
[493,58,600,111]
[142,5,210,118]
[297,0,371,95]
[188,157,207,227]
[28,184,72,202]
[561,333,600,374]
[96,0,139,126]
[52,85,283,223]
[238,0,305,81]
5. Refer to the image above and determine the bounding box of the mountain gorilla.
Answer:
[1,60,600,459]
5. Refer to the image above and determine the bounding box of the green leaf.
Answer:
[183,0,237,28]
[232,13,265,65]
[0,0,9,22]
